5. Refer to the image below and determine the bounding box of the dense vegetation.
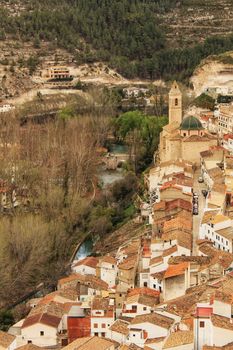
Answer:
[2,0,233,82]
[115,111,167,172]
[0,87,166,312]
[193,93,215,110]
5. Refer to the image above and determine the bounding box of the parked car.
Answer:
[198,176,204,183]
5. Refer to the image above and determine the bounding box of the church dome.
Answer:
[180,116,204,130]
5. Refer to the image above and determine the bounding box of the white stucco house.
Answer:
[200,213,233,253]
[72,257,98,275]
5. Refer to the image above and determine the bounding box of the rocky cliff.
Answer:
[191,52,233,96]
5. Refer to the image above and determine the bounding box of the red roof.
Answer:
[223,133,233,141]
[194,306,213,318]
[22,313,61,329]
[200,115,210,122]
[127,287,160,298]
[164,262,189,279]
[165,199,192,212]
[74,257,98,269]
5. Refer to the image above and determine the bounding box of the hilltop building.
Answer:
[159,82,218,164]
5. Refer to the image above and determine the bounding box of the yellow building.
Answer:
[159,82,218,164]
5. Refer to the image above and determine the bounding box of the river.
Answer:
[75,237,94,260]
[98,143,128,188]
[75,143,128,261]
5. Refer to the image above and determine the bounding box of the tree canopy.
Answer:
[2,1,233,82]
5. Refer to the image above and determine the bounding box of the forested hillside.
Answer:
[1,0,233,80]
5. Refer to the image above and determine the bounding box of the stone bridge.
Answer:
[102,153,130,170]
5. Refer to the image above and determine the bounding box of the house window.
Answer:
[101,332,105,337]
[132,305,137,311]
[28,341,32,344]
[226,241,228,246]
[102,323,106,328]
[175,98,178,106]
[143,282,148,287]
[143,307,147,311]
[94,323,98,328]
[94,333,98,336]
[200,321,205,328]
[40,331,44,336]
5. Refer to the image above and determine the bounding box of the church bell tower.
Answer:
[169,81,182,124]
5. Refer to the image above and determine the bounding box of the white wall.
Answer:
[122,302,152,318]
[72,264,96,275]
[129,321,169,345]
[149,276,162,292]
[107,329,127,344]
[21,322,62,346]
[213,326,233,346]
[91,316,114,337]
[194,318,213,350]
[127,329,144,347]
[100,263,117,288]
[213,300,232,319]
[200,222,232,253]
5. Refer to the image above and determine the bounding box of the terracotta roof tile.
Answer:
[58,273,85,287]
[127,287,160,298]
[163,216,192,232]
[210,213,229,224]
[99,255,117,265]
[212,314,233,331]
[74,257,99,269]
[92,297,113,311]
[119,256,136,270]
[162,245,178,257]
[109,320,129,335]
[162,230,192,251]
[0,331,16,348]
[130,312,174,329]
[62,336,115,350]
[163,330,193,349]
[125,294,159,308]
[17,345,46,350]
[164,198,192,212]
[150,256,163,266]
[164,262,189,279]
[145,337,165,344]
[58,273,108,291]
[201,210,220,224]
[151,271,166,280]
[198,243,233,269]
[22,313,61,329]
[203,343,233,350]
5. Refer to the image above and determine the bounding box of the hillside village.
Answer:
[1,82,233,350]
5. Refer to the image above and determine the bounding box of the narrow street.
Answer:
[192,167,208,255]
